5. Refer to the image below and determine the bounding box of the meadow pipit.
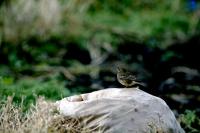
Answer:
[117,67,143,88]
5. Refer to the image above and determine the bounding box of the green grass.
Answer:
[179,110,200,133]
[0,76,70,110]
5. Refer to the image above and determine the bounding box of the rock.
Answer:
[56,88,185,133]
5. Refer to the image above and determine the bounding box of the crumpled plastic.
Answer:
[56,87,185,133]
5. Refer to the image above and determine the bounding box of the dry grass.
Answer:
[0,96,102,133]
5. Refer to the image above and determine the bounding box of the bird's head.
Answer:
[116,67,127,73]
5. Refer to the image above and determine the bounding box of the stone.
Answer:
[56,87,185,133]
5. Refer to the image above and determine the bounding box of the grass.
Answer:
[0,96,102,133]
[179,110,200,133]
[0,96,54,133]
[0,76,70,110]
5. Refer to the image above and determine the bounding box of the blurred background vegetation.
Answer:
[0,0,200,132]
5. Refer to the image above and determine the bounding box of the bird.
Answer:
[117,67,144,88]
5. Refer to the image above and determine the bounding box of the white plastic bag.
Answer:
[56,88,185,133]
